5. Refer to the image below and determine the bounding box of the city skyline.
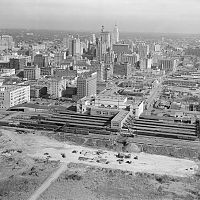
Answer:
[0,0,200,34]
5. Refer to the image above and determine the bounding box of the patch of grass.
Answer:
[64,174,83,181]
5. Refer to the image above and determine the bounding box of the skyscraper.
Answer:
[68,35,81,57]
[96,26,112,62]
[112,24,119,44]
[100,26,111,53]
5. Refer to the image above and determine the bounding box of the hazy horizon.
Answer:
[1,0,200,34]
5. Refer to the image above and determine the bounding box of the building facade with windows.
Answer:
[0,84,30,109]
[77,72,97,99]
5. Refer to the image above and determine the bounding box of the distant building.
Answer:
[40,67,54,76]
[0,84,30,109]
[10,57,26,71]
[96,62,105,82]
[30,85,47,98]
[54,69,77,78]
[54,52,64,66]
[104,63,114,80]
[77,72,97,99]
[0,61,10,69]
[154,44,161,52]
[102,51,115,63]
[96,27,112,62]
[24,65,40,80]
[112,24,119,44]
[158,58,177,72]
[114,62,132,78]
[119,53,139,65]
[0,68,15,76]
[140,58,152,70]
[113,44,129,55]
[48,77,67,98]
[69,35,81,56]
[97,81,109,94]
[91,33,96,44]
[34,54,48,68]
[0,35,14,50]
[138,43,149,59]
[100,29,111,52]
[32,43,46,51]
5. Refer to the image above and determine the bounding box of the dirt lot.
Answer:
[0,128,60,200]
[39,163,200,200]
[0,127,200,200]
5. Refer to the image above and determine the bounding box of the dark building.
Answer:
[62,87,77,98]
[40,67,54,76]
[0,61,10,69]
[113,62,132,78]
[34,54,49,68]
[17,49,32,57]
[10,57,26,70]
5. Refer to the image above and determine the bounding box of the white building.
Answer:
[0,35,14,50]
[94,95,127,109]
[0,85,30,109]
[32,43,46,51]
[48,77,67,98]
[0,69,15,76]
[112,24,119,44]
[119,53,139,65]
[154,44,161,52]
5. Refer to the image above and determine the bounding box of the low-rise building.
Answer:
[0,68,15,76]
[40,67,54,76]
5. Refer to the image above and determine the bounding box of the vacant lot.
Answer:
[0,127,199,200]
[39,163,200,200]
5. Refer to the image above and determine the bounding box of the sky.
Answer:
[0,0,200,33]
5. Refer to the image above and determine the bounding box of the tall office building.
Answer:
[24,65,41,80]
[138,43,149,59]
[34,54,44,68]
[100,26,111,52]
[63,34,73,49]
[96,62,105,82]
[68,35,81,57]
[77,72,97,99]
[10,57,26,71]
[96,26,112,62]
[103,51,115,64]
[91,34,96,44]
[112,24,119,44]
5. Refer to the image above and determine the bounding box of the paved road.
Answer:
[28,163,67,200]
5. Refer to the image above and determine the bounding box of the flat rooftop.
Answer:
[112,110,129,122]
